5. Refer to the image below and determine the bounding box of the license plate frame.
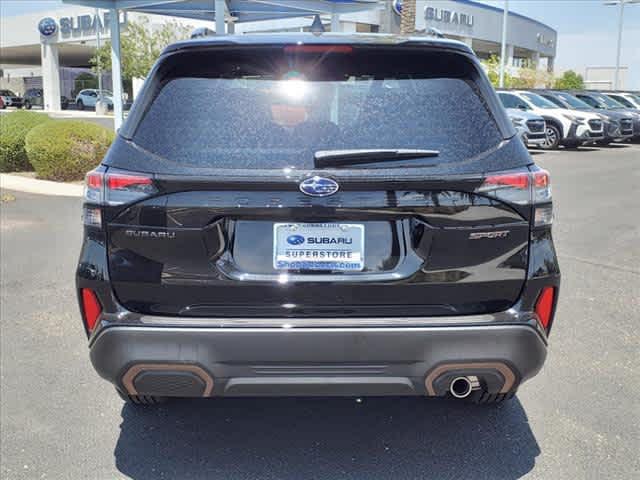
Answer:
[273,223,365,272]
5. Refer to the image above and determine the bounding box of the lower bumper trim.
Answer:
[90,323,547,397]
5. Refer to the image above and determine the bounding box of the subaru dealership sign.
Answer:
[37,11,127,41]
[425,6,474,28]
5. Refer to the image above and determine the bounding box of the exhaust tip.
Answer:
[450,377,472,398]
[450,376,475,399]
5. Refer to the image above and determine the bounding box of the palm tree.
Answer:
[400,0,416,35]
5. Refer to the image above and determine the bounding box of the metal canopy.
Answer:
[62,0,381,23]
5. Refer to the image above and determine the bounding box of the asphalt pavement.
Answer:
[1,144,639,480]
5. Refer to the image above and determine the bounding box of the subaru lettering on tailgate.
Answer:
[274,223,364,271]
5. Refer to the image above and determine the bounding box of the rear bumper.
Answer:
[90,322,547,398]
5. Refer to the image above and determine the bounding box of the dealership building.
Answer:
[0,0,557,113]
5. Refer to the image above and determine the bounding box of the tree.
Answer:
[90,17,192,80]
[481,55,513,88]
[400,0,416,35]
[481,55,553,89]
[554,70,585,90]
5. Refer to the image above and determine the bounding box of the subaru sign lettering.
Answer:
[299,176,339,197]
[38,17,58,37]
[286,235,305,246]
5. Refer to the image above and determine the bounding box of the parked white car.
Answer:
[506,108,546,147]
[603,92,640,109]
[75,89,114,110]
[498,90,605,149]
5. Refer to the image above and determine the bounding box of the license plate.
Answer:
[273,223,365,272]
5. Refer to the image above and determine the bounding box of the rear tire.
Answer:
[116,387,166,405]
[24,101,32,110]
[540,124,561,150]
[470,391,515,405]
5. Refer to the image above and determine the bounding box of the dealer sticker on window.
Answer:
[273,223,365,272]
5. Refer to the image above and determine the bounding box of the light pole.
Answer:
[604,0,640,90]
[499,0,509,88]
[96,8,102,105]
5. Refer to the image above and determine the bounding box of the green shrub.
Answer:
[25,120,115,181]
[554,70,585,90]
[0,111,51,172]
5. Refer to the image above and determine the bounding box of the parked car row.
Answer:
[1,89,71,110]
[498,89,640,150]
[0,88,115,111]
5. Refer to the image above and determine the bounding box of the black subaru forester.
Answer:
[77,35,560,405]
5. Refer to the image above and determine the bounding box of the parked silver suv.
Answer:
[506,108,546,147]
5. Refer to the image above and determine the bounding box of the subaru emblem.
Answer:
[299,176,339,197]
[38,17,58,37]
[286,235,305,245]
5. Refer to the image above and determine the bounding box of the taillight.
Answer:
[84,170,104,227]
[83,168,156,227]
[81,288,102,332]
[105,171,156,205]
[532,169,552,227]
[478,169,552,226]
[85,170,103,203]
[535,286,556,331]
[106,173,153,190]
[532,169,552,203]
[84,168,156,209]
[478,171,530,204]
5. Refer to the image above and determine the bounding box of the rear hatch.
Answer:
[101,40,534,318]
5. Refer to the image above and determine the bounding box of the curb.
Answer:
[0,173,84,197]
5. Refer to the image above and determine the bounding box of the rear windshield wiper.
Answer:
[314,149,440,168]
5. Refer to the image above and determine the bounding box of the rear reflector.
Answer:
[81,288,102,332]
[535,287,556,330]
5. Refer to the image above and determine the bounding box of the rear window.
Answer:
[131,47,503,170]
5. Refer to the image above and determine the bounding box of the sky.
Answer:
[2,0,639,88]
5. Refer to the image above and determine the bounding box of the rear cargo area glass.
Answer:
[131,48,502,170]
